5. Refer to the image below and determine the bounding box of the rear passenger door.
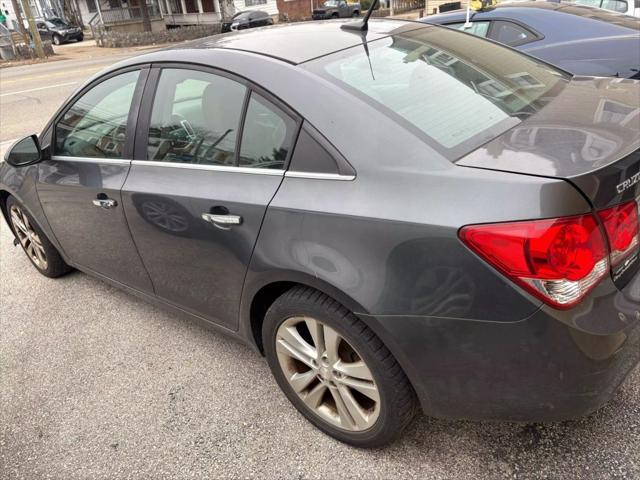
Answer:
[122,65,300,329]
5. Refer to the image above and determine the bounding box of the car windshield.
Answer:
[305,25,570,160]
[46,18,68,27]
[323,1,339,6]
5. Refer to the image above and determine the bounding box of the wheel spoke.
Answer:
[33,243,47,265]
[335,375,380,402]
[276,325,317,369]
[10,212,28,234]
[334,360,374,382]
[302,382,327,409]
[323,325,341,364]
[329,386,355,429]
[25,241,36,259]
[304,317,325,354]
[289,369,317,393]
[337,385,369,429]
[20,210,32,230]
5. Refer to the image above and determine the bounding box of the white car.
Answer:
[573,0,640,17]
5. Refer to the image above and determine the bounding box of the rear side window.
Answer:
[146,68,246,166]
[446,21,490,37]
[55,70,140,158]
[239,93,297,169]
[305,27,568,160]
[491,21,537,46]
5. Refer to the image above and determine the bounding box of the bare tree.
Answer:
[219,0,236,21]
[19,0,45,58]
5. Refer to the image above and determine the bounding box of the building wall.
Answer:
[233,0,279,16]
[275,0,315,20]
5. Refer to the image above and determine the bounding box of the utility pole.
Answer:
[9,0,29,44]
[19,0,46,59]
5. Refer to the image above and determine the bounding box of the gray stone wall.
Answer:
[95,24,222,48]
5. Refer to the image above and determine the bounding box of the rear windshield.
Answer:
[304,25,570,160]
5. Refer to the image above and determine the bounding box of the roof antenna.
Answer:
[341,0,379,32]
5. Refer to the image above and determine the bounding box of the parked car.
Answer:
[421,1,640,78]
[221,10,274,33]
[34,17,83,45]
[2,19,640,448]
[573,0,640,17]
[312,0,361,19]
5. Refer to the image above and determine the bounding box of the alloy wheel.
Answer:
[9,204,48,270]
[275,316,380,431]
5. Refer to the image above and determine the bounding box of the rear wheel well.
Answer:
[0,190,11,228]
[250,281,297,354]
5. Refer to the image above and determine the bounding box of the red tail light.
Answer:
[597,201,639,266]
[459,213,614,309]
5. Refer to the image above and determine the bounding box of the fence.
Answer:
[89,5,162,26]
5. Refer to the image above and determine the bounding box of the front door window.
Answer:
[55,70,140,159]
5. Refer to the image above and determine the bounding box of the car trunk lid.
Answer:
[457,76,640,288]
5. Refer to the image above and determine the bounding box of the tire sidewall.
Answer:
[263,294,400,447]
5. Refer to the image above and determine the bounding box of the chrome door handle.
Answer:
[201,213,242,226]
[92,198,118,209]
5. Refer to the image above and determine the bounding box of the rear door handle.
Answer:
[92,198,117,209]
[201,213,242,227]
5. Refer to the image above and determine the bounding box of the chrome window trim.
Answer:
[49,158,355,181]
[130,160,285,176]
[284,171,356,181]
[51,155,131,165]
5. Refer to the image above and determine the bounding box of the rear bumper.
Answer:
[363,277,640,422]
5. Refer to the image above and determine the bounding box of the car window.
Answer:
[601,0,628,12]
[490,21,537,46]
[573,0,601,6]
[55,70,140,158]
[446,21,490,37]
[306,27,568,160]
[37,22,46,29]
[239,93,297,169]
[147,69,247,166]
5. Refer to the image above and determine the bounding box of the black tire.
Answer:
[52,34,62,45]
[6,196,71,278]
[352,10,360,17]
[263,286,417,448]
[77,34,84,42]
[331,12,339,18]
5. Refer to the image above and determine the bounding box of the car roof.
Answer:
[172,19,426,64]
[422,1,640,32]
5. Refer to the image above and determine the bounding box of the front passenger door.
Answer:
[122,67,299,329]
[37,68,154,293]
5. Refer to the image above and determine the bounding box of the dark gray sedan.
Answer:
[421,1,640,78]
[2,19,640,448]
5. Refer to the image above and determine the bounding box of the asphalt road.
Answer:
[0,43,148,152]
[1,50,640,480]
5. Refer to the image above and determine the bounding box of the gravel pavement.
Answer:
[1,221,639,479]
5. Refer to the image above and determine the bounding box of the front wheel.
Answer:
[263,286,417,447]
[52,34,62,45]
[352,10,360,17]
[77,34,84,42]
[6,196,71,278]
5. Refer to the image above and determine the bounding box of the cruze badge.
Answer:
[616,171,640,194]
